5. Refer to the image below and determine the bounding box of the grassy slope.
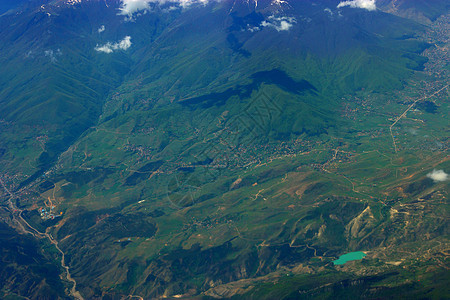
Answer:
[0,1,448,298]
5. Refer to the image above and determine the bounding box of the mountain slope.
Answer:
[0,0,448,299]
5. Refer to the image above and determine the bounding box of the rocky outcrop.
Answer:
[346,206,376,239]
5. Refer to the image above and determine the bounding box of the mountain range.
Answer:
[0,0,448,299]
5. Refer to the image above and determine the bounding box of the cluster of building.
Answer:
[39,206,62,220]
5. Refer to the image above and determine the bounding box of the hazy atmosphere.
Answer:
[0,0,448,299]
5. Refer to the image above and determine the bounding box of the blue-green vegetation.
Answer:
[0,0,449,299]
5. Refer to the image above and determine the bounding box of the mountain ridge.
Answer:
[0,1,448,299]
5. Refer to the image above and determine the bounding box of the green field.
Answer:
[0,0,449,299]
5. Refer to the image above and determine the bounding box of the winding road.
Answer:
[0,178,84,300]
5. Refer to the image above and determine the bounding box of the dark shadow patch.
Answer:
[402,52,428,71]
[227,33,251,57]
[228,11,265,32]
[178,166,195,173]
[125,160,164,186]
[304,182,332,195]
[405,178,434,195]
[38,180,55,193]
[148,209,165,218]
[62,168,113,186]
[251,69,317,95]
[416,100,438,114]
[181,69,316,108]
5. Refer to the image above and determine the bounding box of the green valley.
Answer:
[0,0,448,299]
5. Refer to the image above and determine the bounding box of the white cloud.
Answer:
[98,25,105,33]
[95,36,132,53]
[118,0,212,16]
[44,49,62,63]
[261,16,296,32]
[337,0,376,11]
[95,45,113,53]
[119,0,151,16]
[427,169,449,182]
[117,36,132,49]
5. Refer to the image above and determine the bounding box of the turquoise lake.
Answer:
[333,251,366,265]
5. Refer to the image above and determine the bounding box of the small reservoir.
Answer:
[333,251,366,265]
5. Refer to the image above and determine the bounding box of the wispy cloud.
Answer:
[95,36,132,53]
[118,0,212,16]
[44,49,62,63]
[98,25,105,33]
[427,169,449,182]
[261,16,296,32]
[337,0,376,11]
